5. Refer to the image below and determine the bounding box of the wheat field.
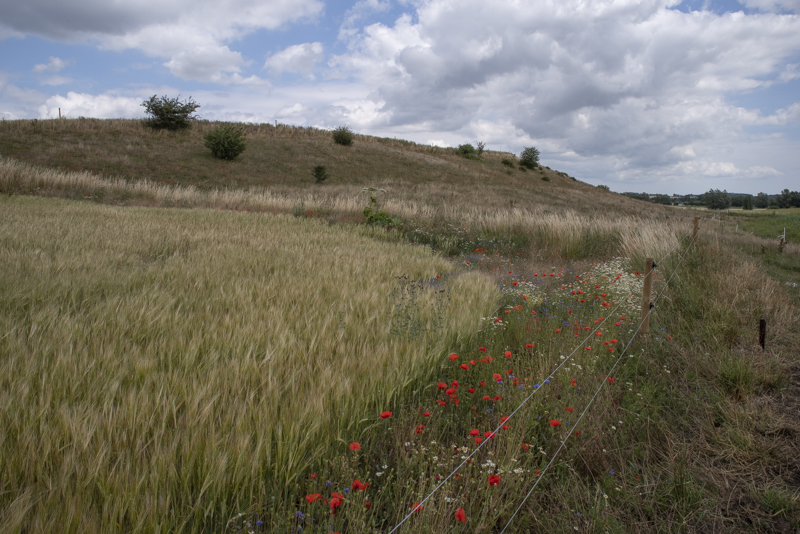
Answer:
[0,196,497,533]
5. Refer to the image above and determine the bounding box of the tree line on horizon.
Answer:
[623,189,800,210]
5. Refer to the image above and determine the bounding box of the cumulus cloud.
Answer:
[1,0,323,83]
[327,0,800,187]
[38,92,144,119]
[264,43,324,76]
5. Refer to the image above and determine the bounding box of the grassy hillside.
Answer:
[0,118,667,217]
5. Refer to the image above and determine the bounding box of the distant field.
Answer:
[0,196,496,533]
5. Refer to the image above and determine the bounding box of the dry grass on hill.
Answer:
[0,118,669,218]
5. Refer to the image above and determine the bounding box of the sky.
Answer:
[1,0,799,195]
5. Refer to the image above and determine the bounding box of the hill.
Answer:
[0,118,667,218]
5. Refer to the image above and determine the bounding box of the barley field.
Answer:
[0,196,497,533]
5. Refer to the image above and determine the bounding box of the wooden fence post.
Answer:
[759,317,766,350]
[640,258,654,334]
[692,216,699,243]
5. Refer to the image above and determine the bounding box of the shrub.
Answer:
[518,165,528,172]
[141,95,200,130]
[456,144,480,159]
[501,158,515,167]
[519,146,540,169]
[363,192,401,228]
[476,141,485,156]
[541,175,550,182]
[203,124,246,160]
[312,165,329,183]
[332,126,354,146]
[597,184,610,191]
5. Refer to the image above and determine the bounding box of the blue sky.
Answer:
[1,0,799,194]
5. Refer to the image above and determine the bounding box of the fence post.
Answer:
[692,216,699,243]
[759,317,766,350]
[640,258,654,334]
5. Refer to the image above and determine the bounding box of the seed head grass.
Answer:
[0,196,497,533]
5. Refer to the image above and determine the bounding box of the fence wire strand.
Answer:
[498,234,695,533]
[388,229,694,534]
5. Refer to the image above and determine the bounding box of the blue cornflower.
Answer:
[533,384,540,389]
[257,520,263,526]
[344,488,350,494]
[325,481,332,486]
[609,469,615,475]
[295,511,305,519]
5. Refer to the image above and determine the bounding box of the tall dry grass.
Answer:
[0,195,498,533]
[0,156,691,264]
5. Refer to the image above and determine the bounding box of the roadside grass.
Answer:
[0,196,498,534]
[243,223,799,533]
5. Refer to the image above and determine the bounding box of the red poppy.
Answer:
[479,346,487,352]
[493,395,501,401]
[449,353,459,361]
[446,388,456,396]
[468,387,475,393]
[482,395,491,401]
[364,502,371,509]
[492,373,502,382]
[460,363,469,370]
[506,369,513,375]
[470,360,477,365]
[349,442,361,451]
[474,437,483,444]
[500,416,510,422]
[422,411,430,417]
[479,380,487,387]
[521,443,530,450]
[436,399,447,406]
[570,378,577,387]
[550,420,561,427]
[306,493,322,503]
[352,480,369,491]
[488,474,501,486]
[380,411,392,419]
[438,382,447,390]
[416,424,424,434]
[484,431,496,439]
[329,497,342,512]
[504,350,512,358]
[310,473,317,479]
[565,407,574,412]
[455,508,466,523]
[412,502,424,512]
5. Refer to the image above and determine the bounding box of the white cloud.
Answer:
[38,92,144,119]
[33,56,71,73]
[324,0,800,191]
[2,0,323,83]
[264,43,324,76]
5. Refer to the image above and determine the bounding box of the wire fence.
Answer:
[388,229,695,533]
[499,234,695,533]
